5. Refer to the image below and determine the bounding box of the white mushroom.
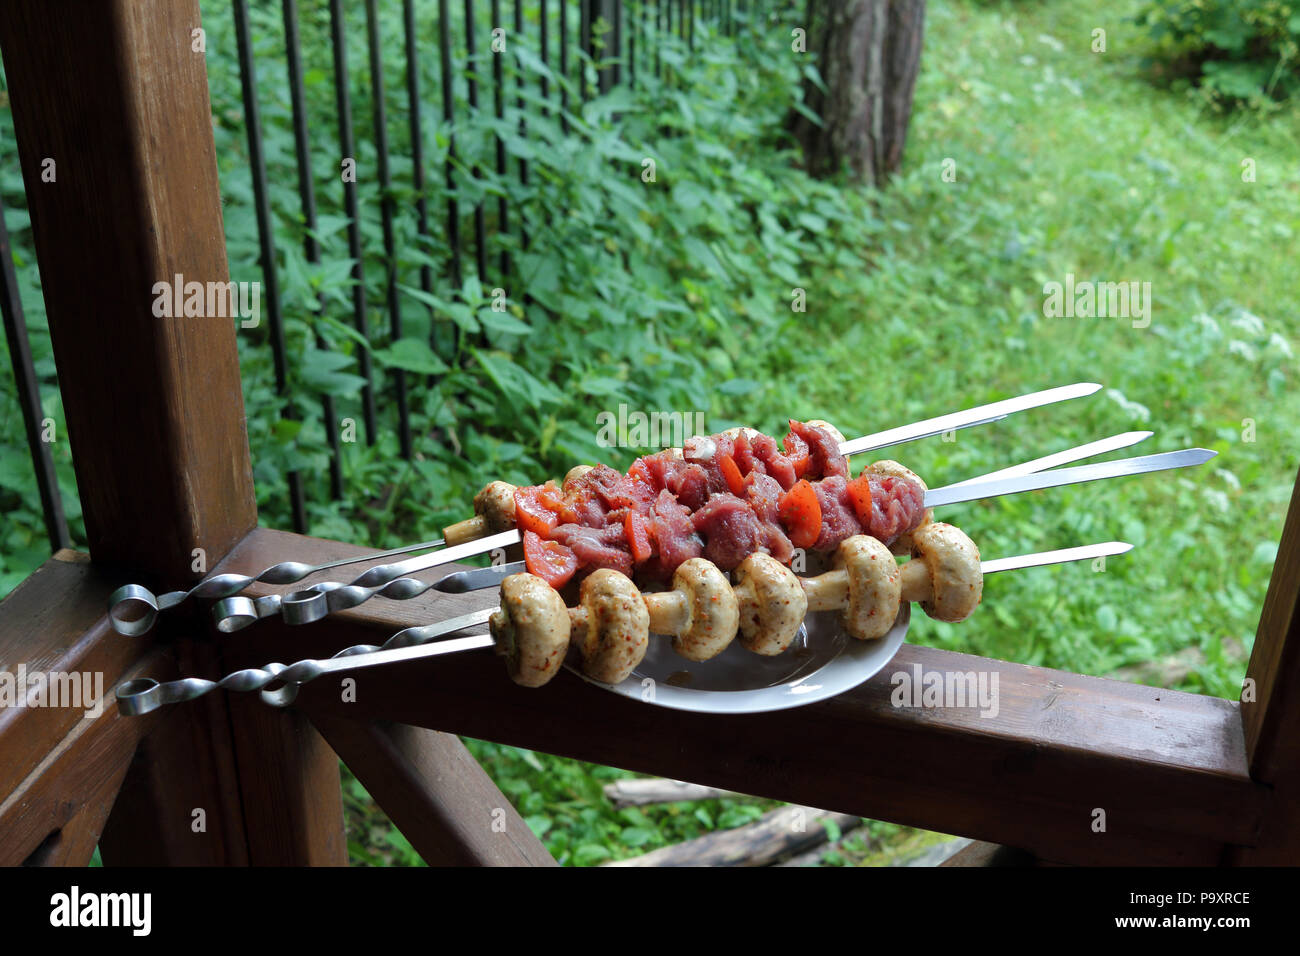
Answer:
[490,573,571,687]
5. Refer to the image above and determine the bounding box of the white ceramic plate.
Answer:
[567,604,910,714]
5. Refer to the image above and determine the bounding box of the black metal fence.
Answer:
[1,0,752,555]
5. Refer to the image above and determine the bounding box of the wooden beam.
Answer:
[98,658,254,867]
[0,1,345,865]
[0,0,257,581]
[940,840,1036,867]
[307,715,556,866]
[1230,466,1300,864]
[0,552,142,802]
[0,651,172,866]
[218,527,1267,866]
[224,697,347,866]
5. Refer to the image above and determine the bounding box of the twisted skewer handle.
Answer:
[117,607,496,715]
[107,536,447,636]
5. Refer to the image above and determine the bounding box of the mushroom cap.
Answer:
[491,573,571,687]
[669,558,740,662]
[576,569,651,684]
[910,522,983,623]
[862,459,933,554]
[835,534,903,641]
[734,553,808,656]
[474,480,519,532]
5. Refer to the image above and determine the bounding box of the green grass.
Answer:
[732,0,1300,695]
[3,0,1297,865]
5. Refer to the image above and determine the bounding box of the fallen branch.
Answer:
[601,778,743,808]
[604,805,860,867]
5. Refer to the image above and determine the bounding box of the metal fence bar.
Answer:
[233,0,307,532]
[438,0,464,291]
[366,0,412,460]
[282,0,344,501]
[329,0,378,446]
[0,192,69,553]
[463,0,489,286]
[493,0,510,279]
[403,0,439,369]
[540,0,550,110]
[560,0,571,132]
[664,0,671,78]
[515,0,530,255]
[657,0,663,78]
[613,0,622,88]
[580,0,590,101]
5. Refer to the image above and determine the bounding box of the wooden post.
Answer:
[0,0,345,865]
[0,0,255,582]
[1230,467,1300,864]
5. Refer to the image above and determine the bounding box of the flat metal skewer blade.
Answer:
[924,448,1216,509]
[309,632,496,676]
[209,528,523,632]
[838,382,1102,457]
[361,529,522,579]
[117,611,497,716]
[436,561,528,593]
[947,432,1153,487]
[981,541,1132,575]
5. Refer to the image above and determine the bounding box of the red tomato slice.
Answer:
[536,479,566,511]
[514,485,562,537]
[778,479,822,550]
[783,421,810,479]
[522,531,578,588]
[624,511,653,564]
[846,472,874,528]
[718,454,746,496]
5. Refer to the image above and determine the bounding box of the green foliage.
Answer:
[463,740,778,864]
[1134,0,1300,107]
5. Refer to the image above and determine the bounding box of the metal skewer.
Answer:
[207,529,521,632]
[210,445,1211,630]
[114,539,1133,717]
[945,431,1152,487]
[332,430,1162,598]
[837,382,1101,456]
[106,382,1101,637]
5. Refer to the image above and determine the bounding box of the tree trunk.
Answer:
[790,0,925,186]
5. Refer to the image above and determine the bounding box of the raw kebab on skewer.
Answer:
[448,419,937,590]
[117,520,1001,712]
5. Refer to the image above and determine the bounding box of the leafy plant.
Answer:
[1134,0,1300,107]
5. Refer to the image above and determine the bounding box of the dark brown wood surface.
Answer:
[308,716,556,866]
[0,0,258,582]
[940,841,1037,867]
[99,661,254,867]
[0,552,143,802]
[0,651,171,866]
[221,527,1266,866]
[0,0,349,866]
[1229,466,1300,864]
